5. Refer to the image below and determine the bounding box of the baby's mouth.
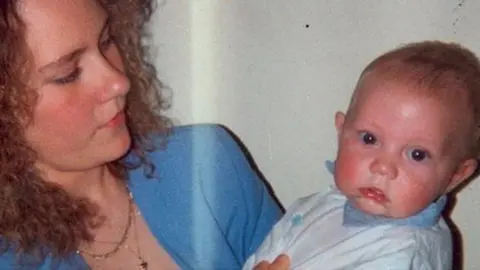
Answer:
[358,187,389,204]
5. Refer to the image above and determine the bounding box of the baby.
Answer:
[244,41,480,269]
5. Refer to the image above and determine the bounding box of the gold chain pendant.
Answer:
[139,261,148,270]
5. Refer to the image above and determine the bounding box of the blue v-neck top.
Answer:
[0,124,282,269]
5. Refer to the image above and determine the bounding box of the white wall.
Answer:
[151,0,480,268]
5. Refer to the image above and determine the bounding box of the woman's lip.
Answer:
[106,111,125,127]
[358,187,389,204]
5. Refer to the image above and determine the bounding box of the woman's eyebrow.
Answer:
[37,47,86,73]
[38,16,110,74]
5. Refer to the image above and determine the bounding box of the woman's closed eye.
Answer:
[52,68,82,85]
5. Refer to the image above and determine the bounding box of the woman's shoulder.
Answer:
[156,123,239,156]
[128,123,278,218]
[169,123,231,139]
[129,123,255,191]
[145,123,245,173]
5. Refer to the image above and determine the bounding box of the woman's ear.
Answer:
[446,158,478,193]
[335,111,346,135]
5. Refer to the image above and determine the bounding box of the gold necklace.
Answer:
[77,190,133,259]
[124,206,148,270]
[77,188,148,270]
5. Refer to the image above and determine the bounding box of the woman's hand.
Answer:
[253,254,290,270]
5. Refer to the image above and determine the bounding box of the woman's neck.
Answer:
[36,163,127,207]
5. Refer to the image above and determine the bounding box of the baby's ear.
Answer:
[335,111,346,134]
[446,158,478,193]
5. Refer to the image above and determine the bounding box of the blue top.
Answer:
[0,124,282,269]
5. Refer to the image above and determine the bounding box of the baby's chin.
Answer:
[349,196,416,219]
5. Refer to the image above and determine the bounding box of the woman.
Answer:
[0,0,285,269]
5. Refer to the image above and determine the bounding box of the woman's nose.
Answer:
[95,47,131,102]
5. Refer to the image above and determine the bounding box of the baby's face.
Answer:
[333,80,475,218]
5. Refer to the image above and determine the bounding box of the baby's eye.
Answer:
[407,148,430,162]
[359,131,377,145]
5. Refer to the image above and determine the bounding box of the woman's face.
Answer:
[19,0,132,175]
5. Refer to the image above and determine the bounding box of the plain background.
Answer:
[151,0,480,268]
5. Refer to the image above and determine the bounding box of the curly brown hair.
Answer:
[0,0,171,261]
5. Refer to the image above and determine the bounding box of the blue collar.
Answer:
[343,195,447,228]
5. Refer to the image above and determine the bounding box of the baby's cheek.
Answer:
[337,153,362,177]
[335,157,362,192]
[394,183,433,214]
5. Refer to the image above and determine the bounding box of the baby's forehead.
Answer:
[352,73,471,111]
[353,81,469,125]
